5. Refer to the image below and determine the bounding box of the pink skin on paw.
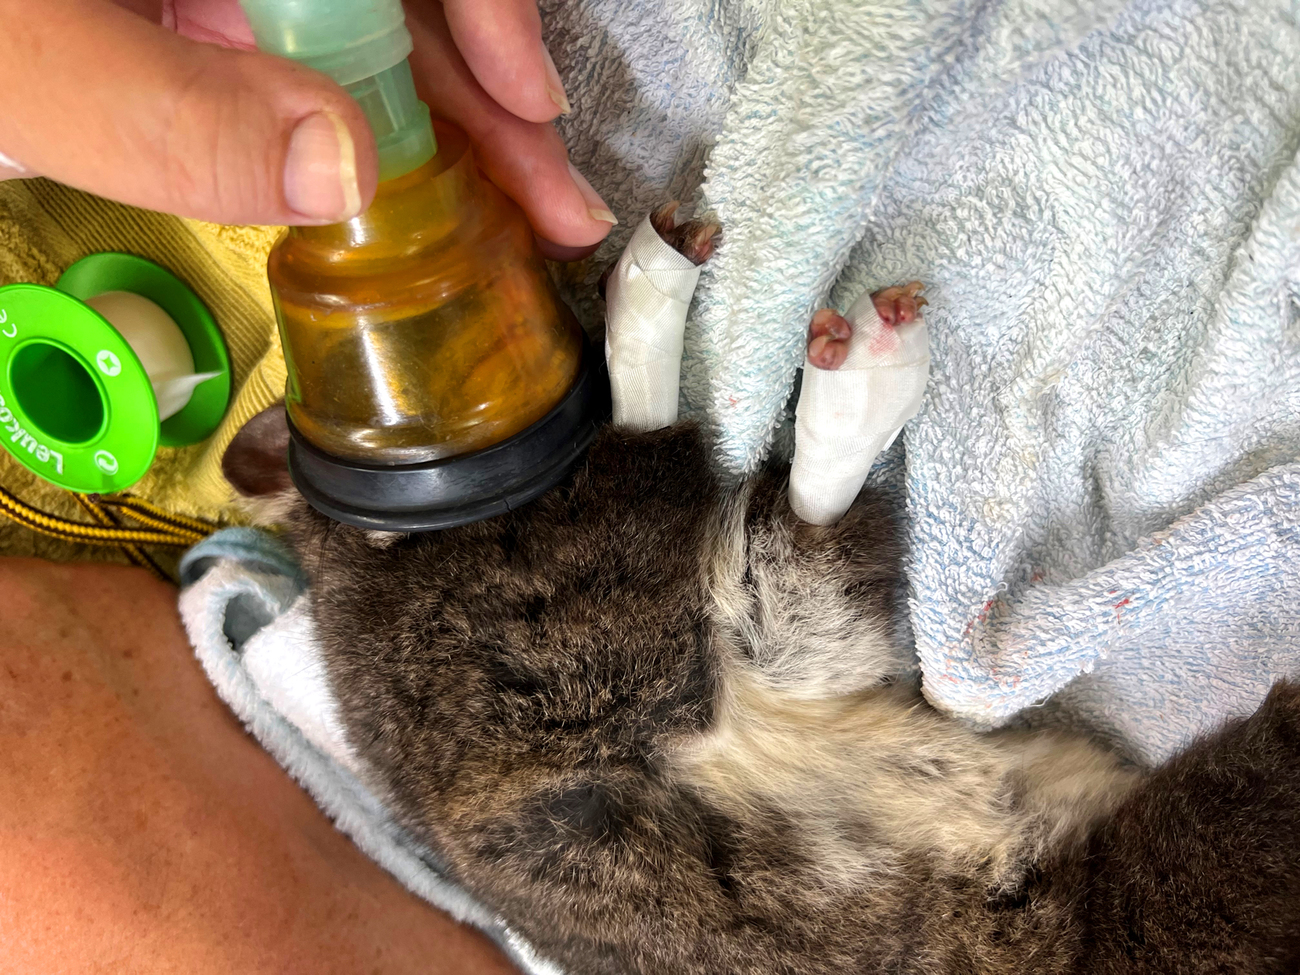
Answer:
[871,281,928,327]
[650,200,720,266]
[601,201,720,300]
[807,308,852,370]
[806,282,927,371]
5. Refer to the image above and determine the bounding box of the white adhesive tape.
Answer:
[789,290,931,526]
[85,291,218,421]
[604,215,702,432]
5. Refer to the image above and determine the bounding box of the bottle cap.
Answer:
[238,0,412,86]
[238,0,436,181]
[0,253,231,493]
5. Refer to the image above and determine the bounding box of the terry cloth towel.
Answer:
[991,464,1300,765]
[177,531,563,975]
[540,0,1300,760]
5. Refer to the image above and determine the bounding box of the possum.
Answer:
[224,206,1300,975]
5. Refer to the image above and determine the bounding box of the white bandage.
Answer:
[604,215,703,431]
[84,290,220,421]
[789,290,931,526]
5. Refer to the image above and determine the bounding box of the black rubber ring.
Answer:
[287,339,610,532]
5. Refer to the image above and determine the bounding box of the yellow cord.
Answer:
[89,494,215,538]
[0,484,218,577]
[71,493,170,582]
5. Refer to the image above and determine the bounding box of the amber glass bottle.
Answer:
[266,121,583,465]
[239,0,601,529]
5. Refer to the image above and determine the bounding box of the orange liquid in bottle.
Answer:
[267,121,583,464]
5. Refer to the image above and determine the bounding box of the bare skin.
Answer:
[807,281,926,371]
[0,557,519,975]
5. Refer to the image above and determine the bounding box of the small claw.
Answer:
[677,221,720,265]
[809,308,852,340]
[650,201,681,238]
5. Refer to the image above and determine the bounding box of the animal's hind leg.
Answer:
[602,203,719,432]
[789,284,930,526]
[707,465,915,697]
[706,284,930,693]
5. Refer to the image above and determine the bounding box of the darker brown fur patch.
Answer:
[221,404,292,497]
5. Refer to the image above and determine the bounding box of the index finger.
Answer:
[438,0,570,123]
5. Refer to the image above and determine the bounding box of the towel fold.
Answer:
[934,462,1300,764]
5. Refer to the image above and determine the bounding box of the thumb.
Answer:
[0,0,378,225]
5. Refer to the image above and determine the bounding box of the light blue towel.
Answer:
[936,464,1300,764]
[543,0,1300,760]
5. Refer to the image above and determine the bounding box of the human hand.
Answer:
[0,0,614,258]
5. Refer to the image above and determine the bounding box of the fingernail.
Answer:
[541,44,572,115]
[284,112,361,222]
[0,148,28,174]
[567,162,617,225]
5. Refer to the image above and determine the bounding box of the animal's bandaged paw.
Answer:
[603,204,718,432]
[790,283,931,525]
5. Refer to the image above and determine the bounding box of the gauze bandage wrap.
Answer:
[790,292,930,526]
[604,215,703,431]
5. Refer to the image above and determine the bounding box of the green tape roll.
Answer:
[0,253,231,493]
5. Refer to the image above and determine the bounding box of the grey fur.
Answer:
[237,422,1300,975]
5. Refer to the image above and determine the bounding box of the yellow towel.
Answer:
[0,178,285,565]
